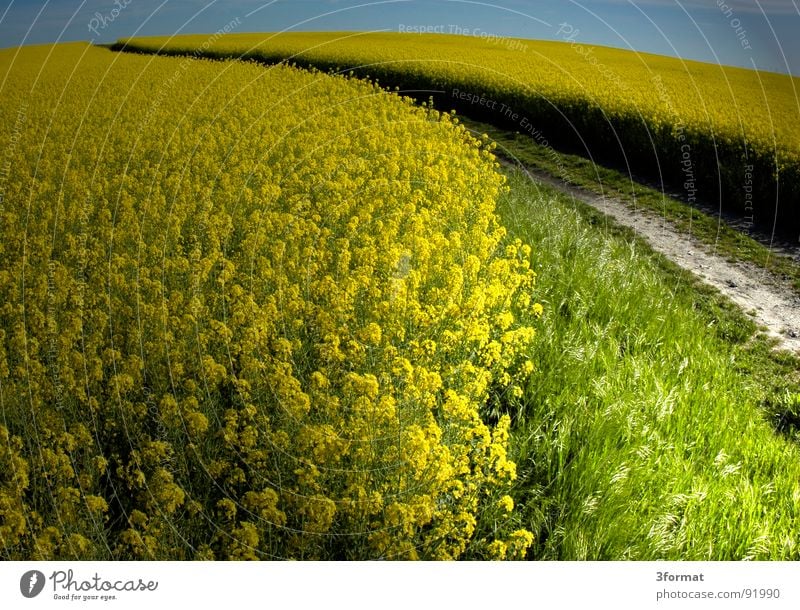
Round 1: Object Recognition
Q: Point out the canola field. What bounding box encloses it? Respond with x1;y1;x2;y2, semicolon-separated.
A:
3;37;800;563
0;43;540;560
116;32;800;234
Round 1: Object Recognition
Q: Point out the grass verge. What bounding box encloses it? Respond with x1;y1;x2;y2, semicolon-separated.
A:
496;167;800;559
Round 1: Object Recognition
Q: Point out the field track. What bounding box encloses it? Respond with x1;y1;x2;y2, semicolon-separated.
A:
497;157;800;354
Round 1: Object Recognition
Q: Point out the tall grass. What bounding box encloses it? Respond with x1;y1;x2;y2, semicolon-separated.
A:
497;168;800;560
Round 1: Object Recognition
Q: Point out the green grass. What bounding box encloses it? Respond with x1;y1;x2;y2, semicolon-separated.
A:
495;167;800;559
462;116;800;295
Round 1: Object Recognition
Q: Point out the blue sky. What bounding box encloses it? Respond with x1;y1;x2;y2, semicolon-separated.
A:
1;0;799;75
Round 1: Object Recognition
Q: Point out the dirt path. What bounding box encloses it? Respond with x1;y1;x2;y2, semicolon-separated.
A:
509;162;800;354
